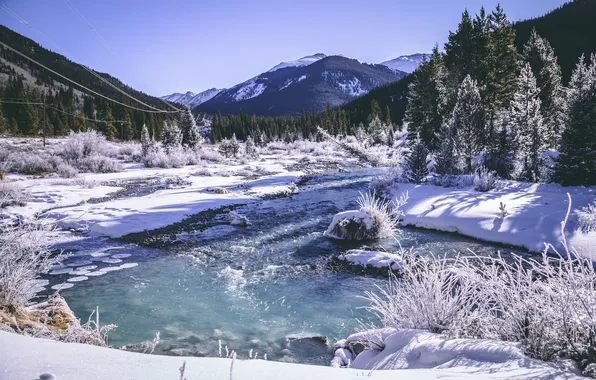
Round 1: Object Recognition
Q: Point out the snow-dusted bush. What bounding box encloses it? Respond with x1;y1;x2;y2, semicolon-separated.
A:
55;161;79;178
577;201;596;233
200;148;225;163
143;145;181;168
59;130;114;162
77;155;122;173
244;136;259;159
117;142;142;161
473;166;497;192
0;181;26;208
429;174;475;188
324;191;403;240
6;151;54;175
369;167;404;198
219;134;240;158
0;224;64;307
161;121;183;152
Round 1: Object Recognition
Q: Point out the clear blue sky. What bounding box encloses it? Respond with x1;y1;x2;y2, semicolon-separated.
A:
1;0;566;97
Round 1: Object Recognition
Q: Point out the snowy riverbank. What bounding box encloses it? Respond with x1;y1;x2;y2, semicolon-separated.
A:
391;182;595;259
0;329;583;380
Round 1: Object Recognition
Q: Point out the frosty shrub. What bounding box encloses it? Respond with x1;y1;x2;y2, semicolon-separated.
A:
317;127;384;166
0;181;26;208
0;224;64;307
6;151;54;175
55;161;79;178
369;167;404;198
363;200;596;374
77;155;122;173
161;121;183;152
429;174;475;188
59;130;114;162
473;166;497;192
577;201;596;233
201;149;225;163
142;145;197;168
244;136;259;159
117;142;142;162
219;134;240;158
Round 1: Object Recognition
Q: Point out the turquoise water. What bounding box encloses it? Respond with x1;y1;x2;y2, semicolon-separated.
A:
51;170;518;363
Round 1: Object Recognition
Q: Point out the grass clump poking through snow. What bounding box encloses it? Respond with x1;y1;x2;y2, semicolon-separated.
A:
363;196;596;375
577;200;596;233
0;181;26;208
325;190;406;240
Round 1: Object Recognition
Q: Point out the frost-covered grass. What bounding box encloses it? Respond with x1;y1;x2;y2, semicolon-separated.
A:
0;223;63;307
0;181;26;208
578;201;596;233
363;223;596;375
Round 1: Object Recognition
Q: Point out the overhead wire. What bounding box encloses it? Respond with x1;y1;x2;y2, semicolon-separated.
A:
1;4;170;113
0;98;126;123
62;0;183;113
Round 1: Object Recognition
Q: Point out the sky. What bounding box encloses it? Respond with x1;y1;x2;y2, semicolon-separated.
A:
1;0;567;97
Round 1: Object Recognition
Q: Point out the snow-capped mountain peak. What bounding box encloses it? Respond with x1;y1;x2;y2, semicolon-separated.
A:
161;88;224;108
268;53;327;72
380;53;431;74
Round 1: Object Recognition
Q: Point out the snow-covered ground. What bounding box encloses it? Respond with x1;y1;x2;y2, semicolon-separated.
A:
391;182;596;259
0;329;582;380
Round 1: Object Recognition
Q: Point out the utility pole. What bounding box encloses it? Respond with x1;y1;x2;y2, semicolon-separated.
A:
42;94;46;147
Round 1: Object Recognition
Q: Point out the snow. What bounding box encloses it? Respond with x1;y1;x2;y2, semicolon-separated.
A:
337;77;367;96
161;88;223;108
233;80;267;101
332;328;583;379
380;53;431;73
338;249;403;270
390;182;596;259
0;329;582;380
323;210;373;240
279;75;308;91
268;53;326;72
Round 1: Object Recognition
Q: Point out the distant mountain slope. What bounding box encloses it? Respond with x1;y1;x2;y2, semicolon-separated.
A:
380;53;431;74
161;88;223;108
513;0;596;82
268;53;327;72
195;55;406;117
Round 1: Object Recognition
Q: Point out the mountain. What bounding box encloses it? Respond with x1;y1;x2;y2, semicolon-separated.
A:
268;53;327;72
161;88;223;108
195;55;407;117
513;0;596;82
380;53;431;73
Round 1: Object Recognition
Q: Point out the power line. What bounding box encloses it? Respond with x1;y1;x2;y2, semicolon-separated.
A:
0;40;180;114
0;99;126;123
61;0;183;113
1;4;167;113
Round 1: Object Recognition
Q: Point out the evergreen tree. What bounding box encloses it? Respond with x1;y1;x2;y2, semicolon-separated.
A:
179;106;200;148
509;63;548;182
434;122;457;175
450;75;486;173
405;136;430;184
404;46;447;151
245;135;258;158
523;28;565;148
0;102;5;134
555;55;596;186
369;115;388;145
140;123;151;156
98;106;117;140
121;111;135;140
161;120;182;152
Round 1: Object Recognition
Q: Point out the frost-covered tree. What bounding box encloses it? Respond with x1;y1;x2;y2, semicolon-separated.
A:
509;63;548;182
555;55;596;186
219;133;240;158
179;106;200;148
244;135;258;158
450;75;486;173
405;136;430;184
355;123;369;147
369;115;388;145
140;123;151;156
404;46;447;151
523;29;565;148
161;120;182;152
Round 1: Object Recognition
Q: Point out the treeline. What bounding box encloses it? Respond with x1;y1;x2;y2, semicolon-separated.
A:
0;24;173;139
404;6;595;186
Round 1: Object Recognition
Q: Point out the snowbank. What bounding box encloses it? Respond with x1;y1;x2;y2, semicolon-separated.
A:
332;328;583;379
391;183;596;259
338;249;403;270
0;330;582;380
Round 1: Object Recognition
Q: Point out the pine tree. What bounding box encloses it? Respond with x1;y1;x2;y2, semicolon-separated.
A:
98;106;117;140
0;102;5;134
404;46;447;151
369;115;388;145
161;120;182;152
434;122;457;175
450;75;486;173
405;136;430;184
245;135;258;158
523;29;565;148
140;123;151;156
509;63;548;182
121;111;135;140
555;55;596;186
179;106;200;148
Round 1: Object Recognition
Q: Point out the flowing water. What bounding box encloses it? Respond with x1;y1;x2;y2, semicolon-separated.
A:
46;169;521;364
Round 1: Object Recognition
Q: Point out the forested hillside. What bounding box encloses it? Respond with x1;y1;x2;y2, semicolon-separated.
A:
0;25;176;140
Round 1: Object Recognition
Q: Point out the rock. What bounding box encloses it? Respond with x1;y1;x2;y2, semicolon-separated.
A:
39;374;56;380
284;336;333;365
351;342;366;355
214;187;230;194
